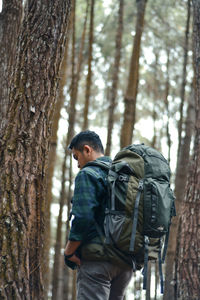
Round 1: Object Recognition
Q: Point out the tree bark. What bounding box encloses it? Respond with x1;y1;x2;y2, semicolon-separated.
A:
0;1;71;299
0;0;23;136
120;0;147;148
105;0;124;156
83;0;95;130
175;1;200;298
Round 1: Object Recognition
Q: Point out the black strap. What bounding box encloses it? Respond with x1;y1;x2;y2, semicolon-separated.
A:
84;160;111;171
104;209;110;244
158;239;164;294
129;180;143;252
142;235;149;290
162;228;170;263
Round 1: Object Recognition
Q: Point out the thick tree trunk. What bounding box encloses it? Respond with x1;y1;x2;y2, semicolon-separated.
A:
105;0;124;156
0;0;23;135
175;1;200;298
0;1;71;299
83;0;95;130
120;0;147;148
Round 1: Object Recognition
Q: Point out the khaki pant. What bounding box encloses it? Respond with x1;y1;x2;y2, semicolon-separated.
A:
77;260;133;300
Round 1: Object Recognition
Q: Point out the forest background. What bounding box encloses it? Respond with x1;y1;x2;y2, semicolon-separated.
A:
0;0;199;300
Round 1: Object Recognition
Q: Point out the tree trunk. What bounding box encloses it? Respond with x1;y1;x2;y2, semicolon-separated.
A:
62;155;73;300
83;0;95;130
43;21;71;299
177;0;191;156
105;0;124;156
51;0;84;296
0;1;71;299
164;83;195;300
0;0;23;136
120;0;147;148
151;52;159;149
164;49;171;163
175;1;200;298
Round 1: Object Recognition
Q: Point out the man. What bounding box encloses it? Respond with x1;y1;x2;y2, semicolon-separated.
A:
64;130;132;300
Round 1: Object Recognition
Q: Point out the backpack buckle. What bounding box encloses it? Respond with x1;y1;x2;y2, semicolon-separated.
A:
118;175;129;181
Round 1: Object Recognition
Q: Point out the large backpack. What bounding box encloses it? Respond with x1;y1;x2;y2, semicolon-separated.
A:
88;144;176;293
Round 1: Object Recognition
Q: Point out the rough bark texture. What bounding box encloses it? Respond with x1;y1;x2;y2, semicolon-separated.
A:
0;0;23;136
105;0;124;156
120;0;147;148
0;0;71;299
83;0;95;130
175;1;200;298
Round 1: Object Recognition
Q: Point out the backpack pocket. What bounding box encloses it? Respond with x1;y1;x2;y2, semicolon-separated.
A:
104;212;125;244
143;178;175;237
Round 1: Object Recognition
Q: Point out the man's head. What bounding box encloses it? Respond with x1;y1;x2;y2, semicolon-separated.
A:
69;130;104;169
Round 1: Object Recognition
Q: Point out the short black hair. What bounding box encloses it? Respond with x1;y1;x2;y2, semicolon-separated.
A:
69;130;104;154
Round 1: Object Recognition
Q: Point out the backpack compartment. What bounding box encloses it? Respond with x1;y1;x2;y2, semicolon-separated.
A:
143;178;174;237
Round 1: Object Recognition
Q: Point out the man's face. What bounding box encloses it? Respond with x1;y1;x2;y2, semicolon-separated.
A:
72;146;91;169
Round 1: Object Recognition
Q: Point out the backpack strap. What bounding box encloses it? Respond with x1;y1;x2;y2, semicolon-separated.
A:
162;201;176;263
158;239;164;294
109;170;119;210
129;179;144;252
142;235;149;290
85;160;111;171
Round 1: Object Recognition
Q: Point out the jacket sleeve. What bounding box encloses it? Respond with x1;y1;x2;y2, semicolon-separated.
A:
69;169;102;241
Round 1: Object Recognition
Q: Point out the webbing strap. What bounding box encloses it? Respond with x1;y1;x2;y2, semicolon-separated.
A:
105;209;110;244
129;180;143;252
162;228;170;263
158;239;164;294
142;235;149;290
111;180;116;210
109;170;118;210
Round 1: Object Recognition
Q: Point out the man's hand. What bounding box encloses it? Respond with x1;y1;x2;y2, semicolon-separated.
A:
64;240;82;268
65;253;81;266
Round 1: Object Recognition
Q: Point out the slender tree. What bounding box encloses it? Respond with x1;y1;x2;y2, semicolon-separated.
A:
175;1;200;298
120;0;147;148
0;1;71;299
43;21;71;298
83;0;95;130
177;0;191;156
0;0;23;135
105;0;124;156
52;0;89;297
51;1;76;298
164;83;195;300
164;48;171;163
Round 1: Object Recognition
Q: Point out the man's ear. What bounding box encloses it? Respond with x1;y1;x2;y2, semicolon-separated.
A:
83;145;92;154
